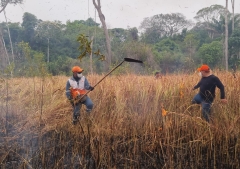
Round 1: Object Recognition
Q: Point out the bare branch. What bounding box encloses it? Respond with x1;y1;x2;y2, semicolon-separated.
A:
0;1;9;13
0;0;23;13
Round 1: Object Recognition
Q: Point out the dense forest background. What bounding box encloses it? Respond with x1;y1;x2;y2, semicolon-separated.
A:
0;4;240;76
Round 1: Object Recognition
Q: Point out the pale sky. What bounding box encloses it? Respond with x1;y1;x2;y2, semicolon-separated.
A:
1;0;239;29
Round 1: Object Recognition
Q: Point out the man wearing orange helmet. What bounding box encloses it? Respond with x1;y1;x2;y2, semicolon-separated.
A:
66;66;94;124
192;64;227;122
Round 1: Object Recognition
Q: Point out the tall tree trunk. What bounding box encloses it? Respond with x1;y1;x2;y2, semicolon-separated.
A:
0;28;10;64
47;38;49;62
4;10;14;64
92;0;112;69
0;1;9;13
0;28;12;75
231;0;235;32
225;0;229;71
0;29;7;71
90;36;94;74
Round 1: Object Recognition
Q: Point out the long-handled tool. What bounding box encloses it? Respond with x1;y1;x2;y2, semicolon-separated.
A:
77;57;143;102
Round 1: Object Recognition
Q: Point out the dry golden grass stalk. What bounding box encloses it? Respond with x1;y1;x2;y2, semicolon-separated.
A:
0;72;239;168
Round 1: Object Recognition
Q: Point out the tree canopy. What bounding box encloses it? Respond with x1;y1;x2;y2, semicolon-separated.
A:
0;3;239;76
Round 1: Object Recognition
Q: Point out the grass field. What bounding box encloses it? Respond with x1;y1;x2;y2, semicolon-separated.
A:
0;71;239;168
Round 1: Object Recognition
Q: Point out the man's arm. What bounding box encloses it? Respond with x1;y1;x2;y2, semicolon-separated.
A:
215;77;225;99
84;78;94;91
65;80;72;100
193;81;201;90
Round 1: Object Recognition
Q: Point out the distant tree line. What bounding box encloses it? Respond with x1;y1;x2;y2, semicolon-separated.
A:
0;4;240;76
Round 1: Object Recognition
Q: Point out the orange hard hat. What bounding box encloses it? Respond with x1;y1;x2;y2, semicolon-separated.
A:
197;64;210;71
72;66;84;73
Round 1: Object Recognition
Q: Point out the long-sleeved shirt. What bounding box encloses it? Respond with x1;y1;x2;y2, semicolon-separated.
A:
193;74;225;102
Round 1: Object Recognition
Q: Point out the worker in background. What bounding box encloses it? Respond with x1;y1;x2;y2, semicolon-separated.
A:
155;72;162;79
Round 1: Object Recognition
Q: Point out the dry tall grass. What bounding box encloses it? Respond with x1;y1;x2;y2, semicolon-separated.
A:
0;72;239;168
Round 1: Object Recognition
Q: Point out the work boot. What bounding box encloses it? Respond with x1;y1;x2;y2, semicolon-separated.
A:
72;115;79;125
72;119;77;125
86;109;92;113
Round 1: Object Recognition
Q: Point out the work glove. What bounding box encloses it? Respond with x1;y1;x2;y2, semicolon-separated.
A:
76;94;87;103
89;86;94;91
76;94;81;99
67;96;72;101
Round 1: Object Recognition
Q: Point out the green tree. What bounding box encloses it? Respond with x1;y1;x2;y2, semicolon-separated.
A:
183;34;199;70
194;5;228;39
35;20;62;62
198;41;223;67
229;29;240;65
0;22;22;46
140;13;193;44
229;14;240;35
47;55;72;75
0;0;24;71
116;41;154;74
17;41;48;77
80;18;100;27
194;5;226;23
154;38;179;52
127;27;138;41
153;38;184;73
21;12;38;44
183;34;199;58
153;50;184;74
62;19;101;58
